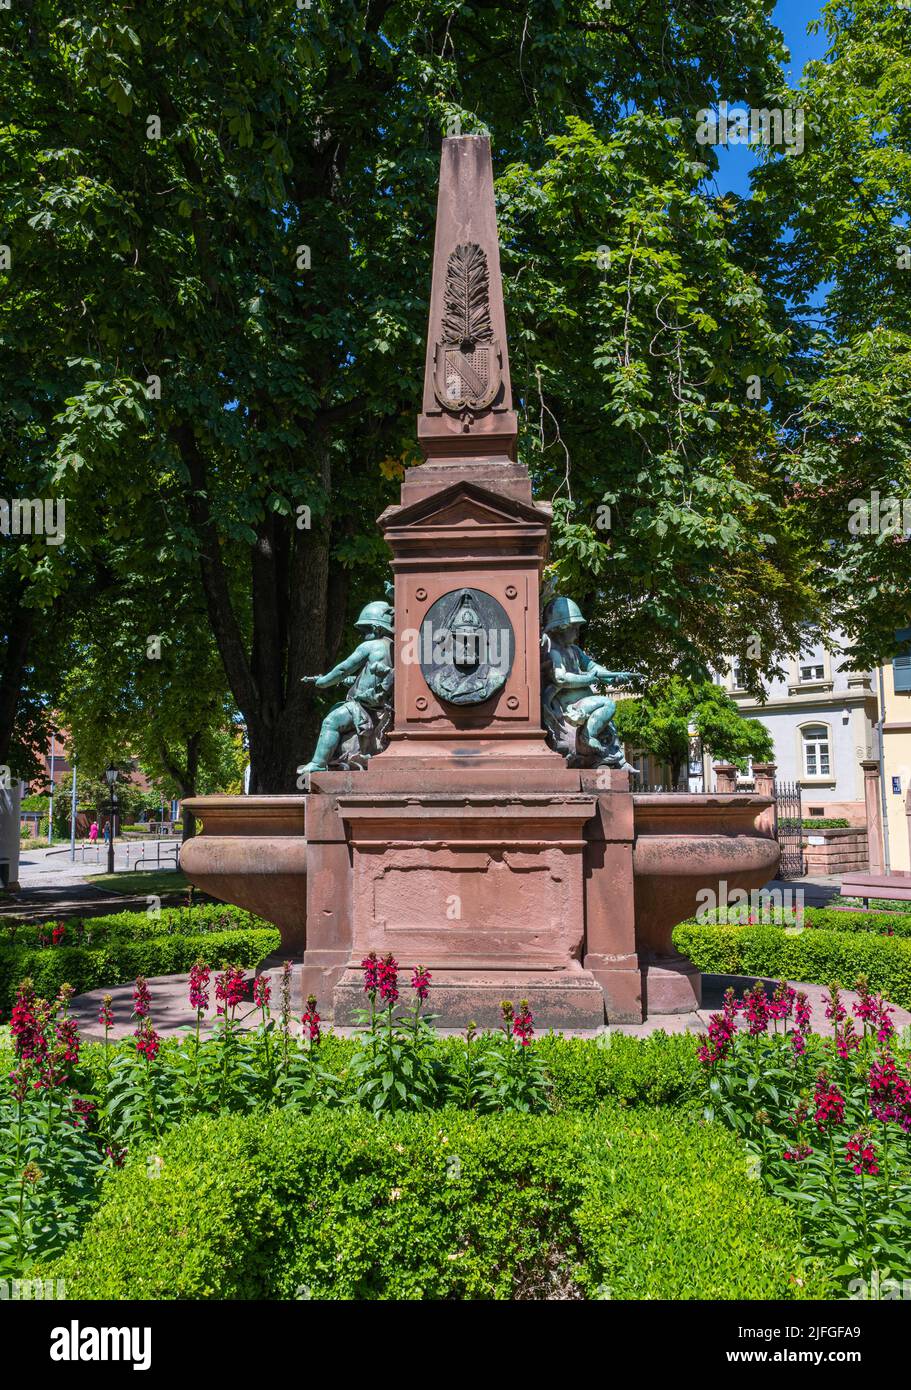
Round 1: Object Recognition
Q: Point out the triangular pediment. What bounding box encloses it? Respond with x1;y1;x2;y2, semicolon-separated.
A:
379;479;549;533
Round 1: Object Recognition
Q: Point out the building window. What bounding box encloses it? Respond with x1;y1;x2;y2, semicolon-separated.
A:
799;662;825;682
894;626;911;694
732;661;746;689
802;725;831;778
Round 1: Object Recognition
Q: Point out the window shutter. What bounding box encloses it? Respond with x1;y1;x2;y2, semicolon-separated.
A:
894;627;911;693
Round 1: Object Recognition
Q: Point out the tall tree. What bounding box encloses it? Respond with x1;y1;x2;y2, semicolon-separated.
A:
3;1;826;786
753;0;911;669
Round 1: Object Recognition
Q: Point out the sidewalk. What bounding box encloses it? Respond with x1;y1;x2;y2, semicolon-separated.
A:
0;842;187;921
67;969;911;1043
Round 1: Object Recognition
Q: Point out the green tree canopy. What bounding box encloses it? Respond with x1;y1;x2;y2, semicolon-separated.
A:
2;0;823;789
615;677;774;787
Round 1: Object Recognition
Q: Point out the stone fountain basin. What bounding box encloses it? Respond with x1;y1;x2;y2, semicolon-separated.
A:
180;790;778;980
180;796;307;953
632;793;780;954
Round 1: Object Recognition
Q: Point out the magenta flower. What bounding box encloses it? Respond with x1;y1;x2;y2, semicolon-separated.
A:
835;1017;861;1060
133;976;152;1019
845;1132;879;1176
813;1073;845;1130
378;953;399;1006
869;1056;911;1131
769;981;795;1022
783;1144;812;1162
134;1018;161;1061
697;1004;738;1065
411;965;432;1001
791;990;812;1055
361;952;381;995
11;981;44;1061
188;961;210;1013
214;965;247;1016
98;995;114;1031
823;985;846;1025
69;1098;96;1129
742;983;770;1036
302;994;321;1044
253;975;271;1010
513;1000;534;1046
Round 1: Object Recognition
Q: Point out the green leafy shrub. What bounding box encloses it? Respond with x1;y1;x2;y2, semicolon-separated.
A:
673;920;911;1007
535;1030;699;1108
697;905;911;935
0;924;279;1016
0;904;267;947
779;817;850;829
47;1106;830;1300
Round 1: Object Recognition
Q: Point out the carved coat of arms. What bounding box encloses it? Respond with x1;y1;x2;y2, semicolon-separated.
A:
432;242;503;414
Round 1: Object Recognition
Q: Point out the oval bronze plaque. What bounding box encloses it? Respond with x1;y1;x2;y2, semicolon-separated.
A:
419;588;514;706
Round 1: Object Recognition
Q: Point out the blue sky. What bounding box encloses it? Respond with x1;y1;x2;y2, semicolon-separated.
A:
714;0;829;196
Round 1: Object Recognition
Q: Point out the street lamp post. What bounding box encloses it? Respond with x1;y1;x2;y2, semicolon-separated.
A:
104;765;118;875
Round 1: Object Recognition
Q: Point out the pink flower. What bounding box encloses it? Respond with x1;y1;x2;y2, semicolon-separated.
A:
188;961;210;1013
783;1144;812;1162
134;1018;161;1061
69;1098;96;1129
11;981;46;1061
697;998;738;1065
743;983;770;1035
214;965;247;1016
253;975;271;1010
98;995;114;1031
845;1132;879;1176
791;990;812;1055
769;981;795;1022
823;985;846;1025
361;952;381;995
869;1056;911;1131
513;1000;534;1046
411;965;432;1002
301;994;321;1043
378;954;399;1006
813;1073;845;1130
133;976;152;1019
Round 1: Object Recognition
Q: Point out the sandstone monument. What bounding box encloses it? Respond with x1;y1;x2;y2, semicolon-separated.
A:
182;136;779;1026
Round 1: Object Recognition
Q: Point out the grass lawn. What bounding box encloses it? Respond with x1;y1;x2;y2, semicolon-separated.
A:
92;868;190;897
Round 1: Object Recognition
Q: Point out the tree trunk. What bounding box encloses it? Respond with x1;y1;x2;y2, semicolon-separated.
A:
176;420;353;793
0;595;34;773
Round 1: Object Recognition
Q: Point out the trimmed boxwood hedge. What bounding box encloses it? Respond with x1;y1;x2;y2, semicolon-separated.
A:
0;904;268;947
0;906;279;1015
673;919;911;1008
698;905;911;935
47;1106;831;1301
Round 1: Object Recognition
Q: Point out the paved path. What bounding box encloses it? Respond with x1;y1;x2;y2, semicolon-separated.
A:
67;969;911;1043
0;842;189;921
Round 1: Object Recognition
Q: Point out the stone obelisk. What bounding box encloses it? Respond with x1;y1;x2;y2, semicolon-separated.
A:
306;136;632;1027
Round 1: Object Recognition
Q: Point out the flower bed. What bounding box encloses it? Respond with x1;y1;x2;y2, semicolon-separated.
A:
3;951;907;1299
696;979;911;1285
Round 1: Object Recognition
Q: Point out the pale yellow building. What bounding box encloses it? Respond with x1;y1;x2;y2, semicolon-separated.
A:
878;626;911;873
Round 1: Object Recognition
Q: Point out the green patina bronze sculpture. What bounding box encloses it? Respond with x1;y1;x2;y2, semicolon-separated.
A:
298;597;395;772
541;596;637;770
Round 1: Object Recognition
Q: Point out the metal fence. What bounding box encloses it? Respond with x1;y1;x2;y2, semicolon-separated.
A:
774;779;806;878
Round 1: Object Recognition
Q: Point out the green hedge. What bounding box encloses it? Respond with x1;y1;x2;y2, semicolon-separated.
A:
700;905;911;936
0;914;279;1016
1;903;267;948
48;1106;830;1301
673;920;911;1008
